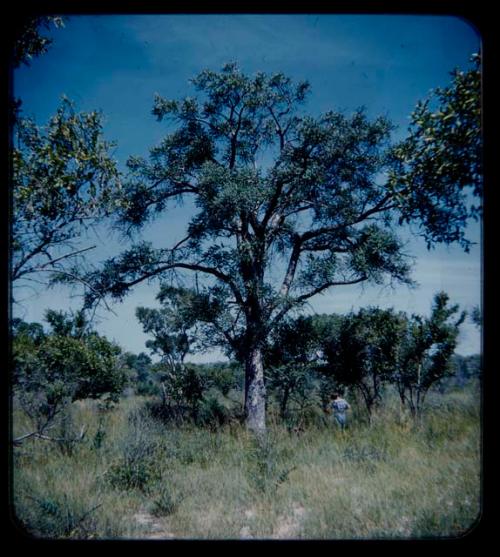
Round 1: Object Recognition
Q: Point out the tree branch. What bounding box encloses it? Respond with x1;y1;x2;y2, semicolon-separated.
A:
119;261;245;308
32;268;117;315
279;238;302;297
269;274;368;329
295;275;368;303
299;194;397;244
37;245;97;269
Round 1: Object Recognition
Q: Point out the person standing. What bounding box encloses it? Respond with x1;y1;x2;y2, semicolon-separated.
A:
329;392;351;430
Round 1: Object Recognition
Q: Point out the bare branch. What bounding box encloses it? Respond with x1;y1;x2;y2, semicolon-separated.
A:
31;268;118;316
37;245;97;269
119;261;245;308
295;275;368;303
300;195;397;244
270;274;368;329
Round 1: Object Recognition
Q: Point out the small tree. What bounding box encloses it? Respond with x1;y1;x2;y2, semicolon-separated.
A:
394;292;466;416
265;314;339;420
120;351;156;395
135;285;205;369
12;311;127;444
136;286;219;421
322;307;407;419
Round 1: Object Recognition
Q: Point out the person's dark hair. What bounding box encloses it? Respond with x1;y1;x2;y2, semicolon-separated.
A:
331;392;340;399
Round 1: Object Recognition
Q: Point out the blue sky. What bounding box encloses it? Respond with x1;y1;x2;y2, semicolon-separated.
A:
13;14;482;359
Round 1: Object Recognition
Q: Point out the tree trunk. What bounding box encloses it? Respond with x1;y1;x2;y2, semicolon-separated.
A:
244;346;266;434
280;386;290;420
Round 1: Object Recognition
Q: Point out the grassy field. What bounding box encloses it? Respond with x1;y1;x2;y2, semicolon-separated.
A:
11;384;481;540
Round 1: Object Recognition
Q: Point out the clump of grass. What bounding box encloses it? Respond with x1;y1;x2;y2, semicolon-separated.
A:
342;440;388;473
149;482;185;517
106;454;159;492
245;433;296;496
14;490;101;539
105;407;165;491
12;464;138;539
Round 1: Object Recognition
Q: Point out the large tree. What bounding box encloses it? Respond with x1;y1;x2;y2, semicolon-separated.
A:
76;61;480;433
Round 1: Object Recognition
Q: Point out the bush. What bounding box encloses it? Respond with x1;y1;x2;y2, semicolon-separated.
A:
143;396;189;426
106;408;164;491
12;313;128;449
197;395;230;428
107;456;159;492
245;435;295;495
14;490;102;539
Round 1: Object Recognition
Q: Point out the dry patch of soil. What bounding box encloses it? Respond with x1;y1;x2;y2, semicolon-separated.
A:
133;510;176;539
271;503;306;539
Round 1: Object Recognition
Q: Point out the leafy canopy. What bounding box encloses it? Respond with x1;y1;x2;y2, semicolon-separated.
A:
395;292;467;403
389;53;481;251
13;310;127;406
12;98;119;287
79;63;430;347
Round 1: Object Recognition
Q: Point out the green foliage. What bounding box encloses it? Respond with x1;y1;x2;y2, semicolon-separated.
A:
11;15;65;68
265;314;342;419
323;296;464;417
322;307;408;415
107;457;158;492
136;286;199;365
12;311;127;442
245;435;295;495
20;313;125;403
107;410;163;491
119;351;157;395
12;97;119;286
394;292;466;415
197;395;231;429
390;53;481;251
15;491;102;539
143;363;241;429
268;293;466;418
150;484;184;517
76;64;420;321
470;305;482;329
449;354;481;388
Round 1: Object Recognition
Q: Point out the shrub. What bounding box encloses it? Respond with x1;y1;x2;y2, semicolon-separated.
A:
245;435;295;495
106;408;164;491
14;491;102;539
197;395;230;428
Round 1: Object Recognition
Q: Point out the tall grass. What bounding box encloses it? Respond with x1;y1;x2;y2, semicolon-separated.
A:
11;383;481;540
